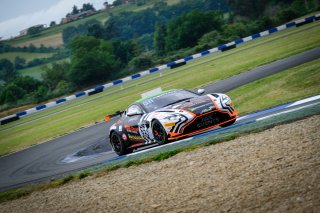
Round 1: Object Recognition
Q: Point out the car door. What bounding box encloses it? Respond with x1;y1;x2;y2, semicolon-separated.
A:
123;104;145;143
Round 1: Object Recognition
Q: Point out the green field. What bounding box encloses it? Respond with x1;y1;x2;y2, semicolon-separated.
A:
0;52;52;62
18;58;69;80
0;52;53;80
0;20;319;156
19;66;44;80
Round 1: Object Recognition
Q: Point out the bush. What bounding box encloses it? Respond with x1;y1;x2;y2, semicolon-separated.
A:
128;54;154;72
0;83;26;104
52;80;75;96
42;62;70;90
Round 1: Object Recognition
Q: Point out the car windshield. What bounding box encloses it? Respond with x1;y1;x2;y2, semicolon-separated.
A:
140;90;198;112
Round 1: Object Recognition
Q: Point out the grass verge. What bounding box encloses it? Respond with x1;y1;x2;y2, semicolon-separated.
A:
228;58;320;114
1;103;319;203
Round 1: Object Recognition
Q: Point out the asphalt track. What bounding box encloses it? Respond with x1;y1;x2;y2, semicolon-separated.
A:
0;48;319;192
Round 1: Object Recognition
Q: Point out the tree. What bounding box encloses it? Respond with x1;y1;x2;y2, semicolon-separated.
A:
42;62;70;90
165;9;224;51
131;38;143;57
27;26;42;36
27;44;36;52
87;23;105;39
39;44;47;53
112;40;135;65
14;56;26;70
31;85;48;103
63;20;100;45
198;30;225;47
227;0;268;19
62;26;78;46
154;23;167;56
104;17;119;40
0;41;5;53
128;54;153;71
81;3;95;12
50;21;56;27
0;83;25;104
68;36;121;86
72;5;79;15
113;0;123;6
12;76;42;92
0;59;17;82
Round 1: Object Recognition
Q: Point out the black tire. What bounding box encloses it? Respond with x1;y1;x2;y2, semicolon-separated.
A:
110;132;133;156
152;120;168;145
220;118;236;128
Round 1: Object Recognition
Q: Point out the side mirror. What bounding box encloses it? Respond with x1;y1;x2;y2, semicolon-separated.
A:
104;111;124;121
197;88;205;95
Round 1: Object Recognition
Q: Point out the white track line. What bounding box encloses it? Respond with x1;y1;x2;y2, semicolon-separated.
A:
256;102;319;121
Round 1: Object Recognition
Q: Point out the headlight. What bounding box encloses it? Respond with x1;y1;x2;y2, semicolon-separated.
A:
221;95;231;105
167;115;183;121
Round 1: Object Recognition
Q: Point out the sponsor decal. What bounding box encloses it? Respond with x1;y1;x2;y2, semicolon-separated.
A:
142;98;154;106
124;125;139;134
128;134;144;142
164;122;176;127
196;114;219;128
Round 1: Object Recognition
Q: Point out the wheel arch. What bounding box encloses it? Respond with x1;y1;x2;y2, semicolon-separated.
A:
109;130;117;140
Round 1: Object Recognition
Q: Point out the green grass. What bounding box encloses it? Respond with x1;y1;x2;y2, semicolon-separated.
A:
19;66;44;80
0;20;320;156
18;58;69;80
228;58;320;114
0;52;52;62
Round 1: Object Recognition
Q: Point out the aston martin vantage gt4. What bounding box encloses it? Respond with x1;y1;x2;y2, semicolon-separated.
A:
108;89;238;156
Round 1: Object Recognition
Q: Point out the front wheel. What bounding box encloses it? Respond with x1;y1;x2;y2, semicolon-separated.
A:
110;132;133;156
152;120;168;145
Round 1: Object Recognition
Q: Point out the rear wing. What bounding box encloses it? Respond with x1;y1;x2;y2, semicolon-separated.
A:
104;111;124;121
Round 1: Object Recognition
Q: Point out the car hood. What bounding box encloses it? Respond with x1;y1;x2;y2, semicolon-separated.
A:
156;95;216;116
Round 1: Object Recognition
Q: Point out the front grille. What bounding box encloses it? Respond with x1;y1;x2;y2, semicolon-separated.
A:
183;112;230;134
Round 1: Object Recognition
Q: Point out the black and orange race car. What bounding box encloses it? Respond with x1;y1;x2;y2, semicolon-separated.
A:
108;89;238;156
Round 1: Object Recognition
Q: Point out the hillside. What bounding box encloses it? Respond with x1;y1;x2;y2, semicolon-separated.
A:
5;0;181;48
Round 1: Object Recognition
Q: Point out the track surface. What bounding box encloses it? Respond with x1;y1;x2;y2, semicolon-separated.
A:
0;48;319;192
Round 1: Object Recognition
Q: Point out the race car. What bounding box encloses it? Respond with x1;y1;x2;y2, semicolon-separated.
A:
108;89;238;156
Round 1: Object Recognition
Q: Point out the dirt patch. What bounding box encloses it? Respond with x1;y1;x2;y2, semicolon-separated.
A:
12;33;63;48
2;115;320;212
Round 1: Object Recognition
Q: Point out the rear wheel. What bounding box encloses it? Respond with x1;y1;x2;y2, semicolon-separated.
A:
152;120;168;145
110;132;133;156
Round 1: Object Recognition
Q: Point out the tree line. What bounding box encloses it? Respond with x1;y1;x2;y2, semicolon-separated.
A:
0;42;59;54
